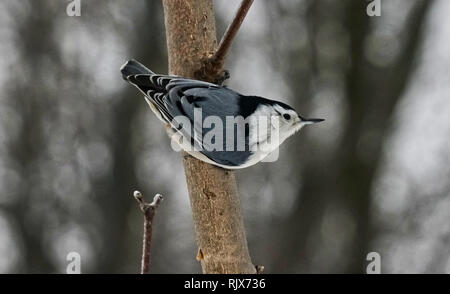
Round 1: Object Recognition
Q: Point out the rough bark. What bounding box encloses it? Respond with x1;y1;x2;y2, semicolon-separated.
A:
162;0;256;274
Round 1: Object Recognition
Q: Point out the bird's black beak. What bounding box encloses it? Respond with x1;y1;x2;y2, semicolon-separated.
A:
301;117;325;125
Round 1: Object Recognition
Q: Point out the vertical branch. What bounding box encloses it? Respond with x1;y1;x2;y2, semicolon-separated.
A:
162;0;256;273
133;191;163;274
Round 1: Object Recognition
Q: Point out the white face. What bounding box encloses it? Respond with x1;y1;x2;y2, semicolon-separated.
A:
248;103;311;152
272;104;304;140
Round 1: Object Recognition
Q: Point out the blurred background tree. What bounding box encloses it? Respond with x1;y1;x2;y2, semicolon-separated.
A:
0;0;449;273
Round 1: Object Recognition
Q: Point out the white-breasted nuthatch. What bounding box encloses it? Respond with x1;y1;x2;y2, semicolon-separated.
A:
121;59;324;169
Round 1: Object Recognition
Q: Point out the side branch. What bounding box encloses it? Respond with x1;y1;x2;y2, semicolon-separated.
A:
213;0;254;67
133;190;163;274
196;0;254;83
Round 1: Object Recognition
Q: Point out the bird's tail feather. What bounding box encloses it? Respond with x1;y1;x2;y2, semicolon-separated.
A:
120;60;171;120
120;59;153;79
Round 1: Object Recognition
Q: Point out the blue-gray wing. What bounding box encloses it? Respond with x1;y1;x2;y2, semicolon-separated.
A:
122;61;253;167
165;79;253;167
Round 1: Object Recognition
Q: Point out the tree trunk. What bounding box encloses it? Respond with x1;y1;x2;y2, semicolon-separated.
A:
162;0;256;274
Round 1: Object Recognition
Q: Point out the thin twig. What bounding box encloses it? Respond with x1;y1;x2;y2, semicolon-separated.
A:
133;190;163;274
213;0;254;66
196;0;254;83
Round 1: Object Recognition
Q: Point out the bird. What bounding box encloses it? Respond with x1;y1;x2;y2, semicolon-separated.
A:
121;59;324;169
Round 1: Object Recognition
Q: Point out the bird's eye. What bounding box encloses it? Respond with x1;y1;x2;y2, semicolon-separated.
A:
283;113;291;120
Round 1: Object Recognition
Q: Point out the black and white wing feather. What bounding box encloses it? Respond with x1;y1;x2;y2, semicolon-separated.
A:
121;59;253;167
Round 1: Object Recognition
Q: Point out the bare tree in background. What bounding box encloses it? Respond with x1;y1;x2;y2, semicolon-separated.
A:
2;0;167;273
264;0;433;273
